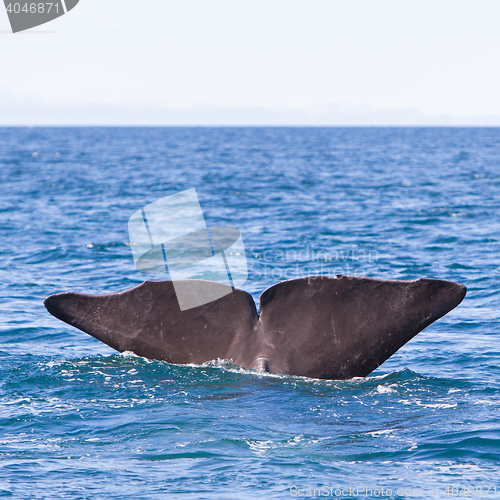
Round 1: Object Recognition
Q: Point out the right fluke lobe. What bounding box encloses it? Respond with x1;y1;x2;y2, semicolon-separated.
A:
44;276;466;380
258;276;466;379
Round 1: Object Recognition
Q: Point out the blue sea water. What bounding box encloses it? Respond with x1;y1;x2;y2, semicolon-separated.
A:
0;127;499;499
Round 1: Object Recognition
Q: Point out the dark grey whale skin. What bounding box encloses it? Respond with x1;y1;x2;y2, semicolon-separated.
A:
44;275;466;380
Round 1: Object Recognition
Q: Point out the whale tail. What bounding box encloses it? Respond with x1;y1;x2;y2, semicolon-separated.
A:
44;275;466;380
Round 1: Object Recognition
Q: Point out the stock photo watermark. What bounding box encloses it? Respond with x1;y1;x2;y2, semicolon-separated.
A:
289;484;498;498
127;188;379;310
3;0;79;33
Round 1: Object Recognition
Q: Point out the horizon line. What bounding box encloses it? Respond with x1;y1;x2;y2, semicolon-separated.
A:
1;123;500;128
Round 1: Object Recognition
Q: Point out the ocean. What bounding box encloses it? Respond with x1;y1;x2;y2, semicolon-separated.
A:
0;127;499;499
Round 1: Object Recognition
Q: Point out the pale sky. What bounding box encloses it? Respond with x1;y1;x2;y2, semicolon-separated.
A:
1;0;499;125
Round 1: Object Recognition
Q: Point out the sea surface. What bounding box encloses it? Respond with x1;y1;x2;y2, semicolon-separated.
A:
0;127;499;499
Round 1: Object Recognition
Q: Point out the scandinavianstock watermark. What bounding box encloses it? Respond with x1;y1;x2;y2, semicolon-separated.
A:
249;245;379;281
3;0;79;33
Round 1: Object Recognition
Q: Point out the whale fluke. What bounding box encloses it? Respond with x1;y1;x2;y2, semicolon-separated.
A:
44;275;466;380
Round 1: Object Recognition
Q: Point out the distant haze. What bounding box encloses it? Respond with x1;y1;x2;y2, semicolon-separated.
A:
1;0;500;125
